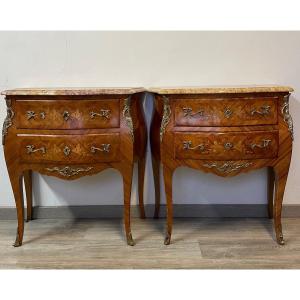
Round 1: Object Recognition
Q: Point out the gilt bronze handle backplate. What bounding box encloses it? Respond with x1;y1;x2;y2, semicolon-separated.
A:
90;144;111;153
26;145;46;154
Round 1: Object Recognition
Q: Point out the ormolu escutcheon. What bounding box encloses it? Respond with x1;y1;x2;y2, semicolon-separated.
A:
63;111;70;121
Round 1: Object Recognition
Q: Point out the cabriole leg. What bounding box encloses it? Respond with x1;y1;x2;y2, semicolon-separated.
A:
152;155;161;219
24;170;33;222
273;165;289;245
138;157;146;219
267;167;275;219
163;164;174;245
8;171;25;247
121;165;135;246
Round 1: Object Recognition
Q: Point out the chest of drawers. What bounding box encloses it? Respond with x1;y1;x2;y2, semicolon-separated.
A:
149;86;294;246
2;88;147;247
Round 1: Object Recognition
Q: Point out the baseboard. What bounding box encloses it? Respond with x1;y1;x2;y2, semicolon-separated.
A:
0;204;300;220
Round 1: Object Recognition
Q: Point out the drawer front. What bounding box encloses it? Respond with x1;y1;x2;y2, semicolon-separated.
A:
19;133;120;163
174;98;277;127
174;131;278;160
16;100;120;129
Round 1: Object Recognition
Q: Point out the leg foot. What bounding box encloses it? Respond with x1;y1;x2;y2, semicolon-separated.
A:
13;230;22;247
164;232;171;245
276;232;285;245
126;232;135;246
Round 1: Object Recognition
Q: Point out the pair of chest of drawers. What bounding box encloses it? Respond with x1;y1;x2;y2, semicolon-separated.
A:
150;86;293;246
2;86;294;247
2;88;147;247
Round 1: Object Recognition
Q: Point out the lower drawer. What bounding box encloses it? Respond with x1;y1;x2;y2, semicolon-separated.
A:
19;133;120;163
174;131;278;160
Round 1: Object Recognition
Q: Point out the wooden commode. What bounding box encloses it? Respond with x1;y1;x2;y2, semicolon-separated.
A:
2;88;147;247
149;86;294;246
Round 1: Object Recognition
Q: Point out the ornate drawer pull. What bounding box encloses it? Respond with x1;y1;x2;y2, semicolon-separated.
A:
250;139;272;150
91;144;111;153
250;105;271;116
224;107;233;119
63;111;70;121
183;141;206;152
224;142;234;150
26;145;46;154
182;107;205;118
27;111;46;120
90;109;111;119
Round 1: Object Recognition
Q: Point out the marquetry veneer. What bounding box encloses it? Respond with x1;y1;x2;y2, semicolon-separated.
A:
149;86;294;246
2;88;147;247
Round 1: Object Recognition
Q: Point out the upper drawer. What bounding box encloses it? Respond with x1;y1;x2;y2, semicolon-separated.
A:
18;133;120;163
174;98;278;127
174;131;278;160
15;99;120;129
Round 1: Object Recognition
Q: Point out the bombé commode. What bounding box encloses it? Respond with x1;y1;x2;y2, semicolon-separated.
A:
2;85;294;246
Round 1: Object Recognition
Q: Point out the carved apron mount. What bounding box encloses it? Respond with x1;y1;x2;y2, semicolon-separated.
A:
282;94;294;141
203;161;253;174
122;96;134;142
2;99;14;145
45;166;93;177
160;96;171;142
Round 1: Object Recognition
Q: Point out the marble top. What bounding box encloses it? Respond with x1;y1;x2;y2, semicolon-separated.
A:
1;87;145;96
148;85;294;94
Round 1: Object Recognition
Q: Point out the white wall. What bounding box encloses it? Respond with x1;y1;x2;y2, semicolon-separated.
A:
0;31;300;207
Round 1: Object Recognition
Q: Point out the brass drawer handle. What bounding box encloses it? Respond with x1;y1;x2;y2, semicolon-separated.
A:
250;105;271;116
183;141;206;152
224;107;233;119
250;139;272;150
90;109;111;119
63;111;70;121
182;107;205;118
91;144;111;153
26;145;46;154
27;111;46;120
224;142;234;150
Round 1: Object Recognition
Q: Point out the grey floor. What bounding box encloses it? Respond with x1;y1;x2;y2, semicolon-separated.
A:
0;218;299;269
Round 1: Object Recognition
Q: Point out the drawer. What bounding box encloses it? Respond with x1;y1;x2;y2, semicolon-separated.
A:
15;99;120;129
19;133;120;163
174;98;277;127
174;131;278;160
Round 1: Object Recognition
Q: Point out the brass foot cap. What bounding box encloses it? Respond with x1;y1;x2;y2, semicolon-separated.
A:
127;235;135;246
13;240;22;247
277;237;285;245
164;235;171;245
